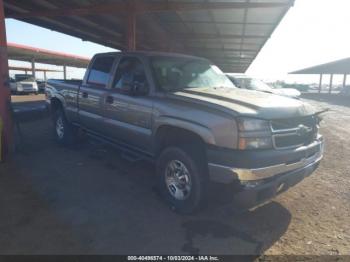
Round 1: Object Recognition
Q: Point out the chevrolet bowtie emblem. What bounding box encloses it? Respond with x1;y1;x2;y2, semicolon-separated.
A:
296;124;313;136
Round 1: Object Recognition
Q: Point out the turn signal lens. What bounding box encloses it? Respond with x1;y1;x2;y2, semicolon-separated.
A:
238;137;272;150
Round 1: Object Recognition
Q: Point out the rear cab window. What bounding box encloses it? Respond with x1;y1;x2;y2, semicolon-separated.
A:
87;56;115;87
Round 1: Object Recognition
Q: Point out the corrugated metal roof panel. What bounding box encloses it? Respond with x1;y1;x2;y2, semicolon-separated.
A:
4;0;294;73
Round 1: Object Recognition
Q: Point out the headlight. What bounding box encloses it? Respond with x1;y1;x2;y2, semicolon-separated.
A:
238;118;270;132
17;85;23;91
237;118;272;150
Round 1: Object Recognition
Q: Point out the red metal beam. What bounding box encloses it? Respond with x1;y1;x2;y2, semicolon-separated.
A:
127;11;136;51
0;0;13;160
9;66;62;72
6;1;294;19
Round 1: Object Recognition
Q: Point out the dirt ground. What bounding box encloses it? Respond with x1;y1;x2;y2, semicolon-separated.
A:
0;94;349;255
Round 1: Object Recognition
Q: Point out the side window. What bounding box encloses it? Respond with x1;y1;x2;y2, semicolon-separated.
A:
87;56;115;87
113;57;148;91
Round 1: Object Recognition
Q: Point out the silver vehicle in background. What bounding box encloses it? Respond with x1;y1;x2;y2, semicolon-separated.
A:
227;74;301;99
10;74;39;95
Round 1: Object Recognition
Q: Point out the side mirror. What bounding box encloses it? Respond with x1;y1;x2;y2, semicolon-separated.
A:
121;79;149;96
132;82;149;96
120;77;134;94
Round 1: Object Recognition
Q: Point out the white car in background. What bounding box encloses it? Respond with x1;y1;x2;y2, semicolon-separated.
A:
10;74;39;95
226;74;301;99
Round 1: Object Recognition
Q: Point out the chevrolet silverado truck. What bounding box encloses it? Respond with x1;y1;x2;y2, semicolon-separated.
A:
46;52;324;214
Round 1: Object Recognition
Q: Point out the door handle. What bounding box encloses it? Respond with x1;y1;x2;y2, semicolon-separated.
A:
82;92;88;98
106;96;114;104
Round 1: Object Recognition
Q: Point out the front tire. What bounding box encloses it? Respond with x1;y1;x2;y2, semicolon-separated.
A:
157;146;208;214
53;108;77;145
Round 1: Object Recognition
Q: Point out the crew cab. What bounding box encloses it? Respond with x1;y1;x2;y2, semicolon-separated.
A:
46;52;324;213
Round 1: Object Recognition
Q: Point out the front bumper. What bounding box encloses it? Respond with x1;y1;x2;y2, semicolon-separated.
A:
232;158;320;210
208;136;323;184
207;136;324;209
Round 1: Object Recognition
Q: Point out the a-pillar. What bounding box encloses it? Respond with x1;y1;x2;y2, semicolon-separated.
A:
0;0;13;159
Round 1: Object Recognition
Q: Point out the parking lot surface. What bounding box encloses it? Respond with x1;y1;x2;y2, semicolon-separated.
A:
0;94;349;255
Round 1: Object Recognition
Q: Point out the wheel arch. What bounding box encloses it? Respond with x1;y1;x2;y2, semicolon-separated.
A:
154;119;214;157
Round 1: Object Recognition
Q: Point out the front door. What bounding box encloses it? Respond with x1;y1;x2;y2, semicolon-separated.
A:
102;56;153;152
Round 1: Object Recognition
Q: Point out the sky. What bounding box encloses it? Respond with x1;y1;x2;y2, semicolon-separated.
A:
5;0;350;84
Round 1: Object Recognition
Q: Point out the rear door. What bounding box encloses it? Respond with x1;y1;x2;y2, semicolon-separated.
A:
101;56;153;152
78;55;116;134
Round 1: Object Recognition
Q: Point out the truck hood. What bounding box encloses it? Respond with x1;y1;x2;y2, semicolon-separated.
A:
167;87;315;119
270;88;301;98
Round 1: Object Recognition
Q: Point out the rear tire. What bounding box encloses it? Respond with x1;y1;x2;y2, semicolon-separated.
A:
53;108;77;145
156;146;208;214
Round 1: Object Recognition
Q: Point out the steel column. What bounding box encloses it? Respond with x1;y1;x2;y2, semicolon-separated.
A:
127;12;136;51
63;65;67;80
329;74;333;94
319;74;323;93
31;58;36;78
0;0;13;159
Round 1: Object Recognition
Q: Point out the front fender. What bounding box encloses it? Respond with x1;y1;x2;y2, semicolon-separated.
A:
154;116;216;146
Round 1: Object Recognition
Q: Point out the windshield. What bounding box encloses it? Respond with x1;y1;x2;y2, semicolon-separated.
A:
237;78;273;91
15;75;35;82
151;56;235;91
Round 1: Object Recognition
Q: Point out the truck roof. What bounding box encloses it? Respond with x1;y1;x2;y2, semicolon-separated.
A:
96;51;208;61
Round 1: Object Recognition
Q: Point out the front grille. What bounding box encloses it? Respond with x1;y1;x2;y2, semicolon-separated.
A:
271;116;317;149
271;116;315;130
22;84;34;91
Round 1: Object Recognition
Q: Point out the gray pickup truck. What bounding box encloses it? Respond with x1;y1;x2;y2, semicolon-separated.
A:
46;51;324;214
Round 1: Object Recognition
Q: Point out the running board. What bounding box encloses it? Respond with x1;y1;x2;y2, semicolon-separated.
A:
86;131;153;163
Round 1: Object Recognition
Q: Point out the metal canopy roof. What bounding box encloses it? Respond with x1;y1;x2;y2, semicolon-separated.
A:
290;57;350;75
9;65;62;72
4;0;294;73
7;42;90;68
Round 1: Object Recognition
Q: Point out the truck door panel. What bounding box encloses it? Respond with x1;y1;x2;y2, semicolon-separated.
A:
102;56;153;151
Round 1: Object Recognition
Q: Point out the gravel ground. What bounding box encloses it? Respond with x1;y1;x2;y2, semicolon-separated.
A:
0;94;349;256
265;95;350;255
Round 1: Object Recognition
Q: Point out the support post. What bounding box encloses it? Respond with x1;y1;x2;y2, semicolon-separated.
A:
343;74;347;89
63;65;67;80
127;9;136;51
31;58;36;78
329;74;333;94
44;70;47;81
24;70;27;75
0;0;13;160
319;74;323;93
